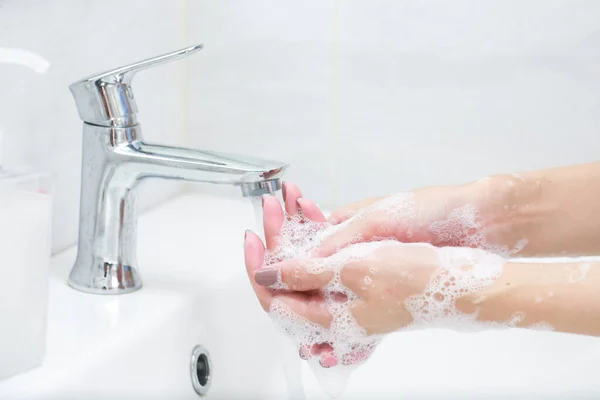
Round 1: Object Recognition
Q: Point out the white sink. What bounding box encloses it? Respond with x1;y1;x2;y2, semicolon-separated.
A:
1;193;600;399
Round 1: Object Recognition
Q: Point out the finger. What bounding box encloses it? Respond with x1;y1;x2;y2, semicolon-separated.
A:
312;342;334;356
319;350;338;368
273;292;332;328
297;198;327;222
244;230;272;311
255;259;333;291
299;342;334;360
263;195;285;250
299;343;312;360
314;218;371;257
282;182;303;216
327;196;385;225
339;259;371;295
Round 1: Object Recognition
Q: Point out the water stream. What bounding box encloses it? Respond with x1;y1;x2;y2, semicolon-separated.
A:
249;190;307;400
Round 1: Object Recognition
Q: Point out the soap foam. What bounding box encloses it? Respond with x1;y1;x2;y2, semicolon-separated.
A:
319;193;527;257
404;246;506;327
429;204;527;256
258;195;522;398
528;321;554;331
567;263;591;283
263;214;383;398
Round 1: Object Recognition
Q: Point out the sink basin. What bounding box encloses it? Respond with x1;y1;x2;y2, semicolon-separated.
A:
1;193;600;399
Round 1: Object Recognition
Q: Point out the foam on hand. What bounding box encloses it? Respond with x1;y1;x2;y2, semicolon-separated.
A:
258;194;525;398
429;204;528;257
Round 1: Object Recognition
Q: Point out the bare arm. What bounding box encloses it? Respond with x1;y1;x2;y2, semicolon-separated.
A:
458;260;600;336
483;161;600;257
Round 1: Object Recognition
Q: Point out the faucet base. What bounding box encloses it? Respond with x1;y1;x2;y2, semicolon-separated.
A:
68;262;143;295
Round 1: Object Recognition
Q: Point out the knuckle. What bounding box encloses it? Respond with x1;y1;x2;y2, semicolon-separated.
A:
343;260;367;274
340;261;366;288
291;267;306;290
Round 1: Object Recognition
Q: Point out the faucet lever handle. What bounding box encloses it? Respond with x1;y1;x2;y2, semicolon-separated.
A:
69;44;203;127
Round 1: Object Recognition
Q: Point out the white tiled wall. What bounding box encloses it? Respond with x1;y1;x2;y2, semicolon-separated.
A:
0;0;188;252
186;0;600;207
2;1;600;253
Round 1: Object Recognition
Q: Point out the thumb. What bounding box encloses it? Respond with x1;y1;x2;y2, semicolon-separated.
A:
327;196;386;225
255;258;333;291
313;217;372;257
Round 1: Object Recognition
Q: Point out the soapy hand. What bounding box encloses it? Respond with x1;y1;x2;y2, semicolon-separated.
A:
245;183;384;367
250;194;505;366
256;240;440;335
244;182;340;366
243;181;509;368
315;182;508;257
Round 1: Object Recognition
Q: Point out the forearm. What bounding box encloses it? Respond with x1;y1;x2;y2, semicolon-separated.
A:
478;161;600;257
457;260;600;336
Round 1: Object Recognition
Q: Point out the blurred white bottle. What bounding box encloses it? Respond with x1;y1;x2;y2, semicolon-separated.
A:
0;47;52;380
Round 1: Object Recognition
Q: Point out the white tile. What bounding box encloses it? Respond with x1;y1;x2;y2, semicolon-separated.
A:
0;0;187;252
334;0;600;203
6;0;599;256
185;0;600;211
185;0;338;207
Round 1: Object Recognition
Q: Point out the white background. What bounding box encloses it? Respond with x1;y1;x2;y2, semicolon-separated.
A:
1;0;599;253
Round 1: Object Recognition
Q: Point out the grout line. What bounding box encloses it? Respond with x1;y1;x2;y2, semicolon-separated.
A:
330;0;341;208
179;0;192;194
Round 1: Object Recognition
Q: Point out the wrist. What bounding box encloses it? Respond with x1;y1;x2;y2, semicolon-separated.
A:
466;174;539;255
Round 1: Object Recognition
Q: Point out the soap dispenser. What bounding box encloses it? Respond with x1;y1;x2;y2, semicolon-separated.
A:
0;132;53;381
0;49;53;381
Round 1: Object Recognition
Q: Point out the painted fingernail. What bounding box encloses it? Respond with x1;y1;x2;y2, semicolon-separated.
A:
254;268;278;286
331;291;348;303
282;182;288;202
296;198;304;211
319;354;338;368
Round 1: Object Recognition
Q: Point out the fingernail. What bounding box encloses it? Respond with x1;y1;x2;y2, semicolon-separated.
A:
296;197;304;211
282;182;288;202
254;268;278;286
319;355;337;368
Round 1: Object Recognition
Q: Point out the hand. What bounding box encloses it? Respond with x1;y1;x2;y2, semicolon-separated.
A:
253;198;600;341
258;240;441;335
244;182;394;367
244;182;343;367
315;180;523;258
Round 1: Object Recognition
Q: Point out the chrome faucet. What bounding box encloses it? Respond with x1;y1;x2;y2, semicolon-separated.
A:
68;44;287;295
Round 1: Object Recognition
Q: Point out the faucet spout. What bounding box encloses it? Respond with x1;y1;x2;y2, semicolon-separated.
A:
119;142;287;193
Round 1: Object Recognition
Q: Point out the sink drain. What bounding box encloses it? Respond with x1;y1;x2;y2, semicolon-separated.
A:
190;345;212;396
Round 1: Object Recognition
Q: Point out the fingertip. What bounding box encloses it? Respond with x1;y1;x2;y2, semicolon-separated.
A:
319;352;338;368
297;198;327;222
283;182;302;215
282;182;288;202
244;229;262;245
262;194;280;210
299;344;311;360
